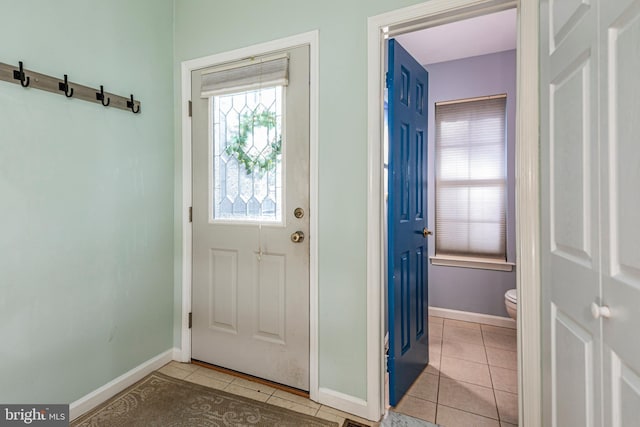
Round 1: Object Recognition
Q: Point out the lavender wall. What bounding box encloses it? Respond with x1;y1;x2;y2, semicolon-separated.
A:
426;50;517;317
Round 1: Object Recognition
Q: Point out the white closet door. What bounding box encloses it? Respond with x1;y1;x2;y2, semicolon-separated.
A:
600;1;640;425
541;1;602;426
542;1;640;426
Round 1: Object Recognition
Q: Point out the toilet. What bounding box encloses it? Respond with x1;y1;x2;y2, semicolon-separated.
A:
505;289;517;321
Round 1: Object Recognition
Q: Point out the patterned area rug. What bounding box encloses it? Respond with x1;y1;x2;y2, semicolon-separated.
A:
72;372;338;427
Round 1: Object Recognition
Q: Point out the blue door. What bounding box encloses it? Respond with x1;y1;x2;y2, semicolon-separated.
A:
387;38;429;406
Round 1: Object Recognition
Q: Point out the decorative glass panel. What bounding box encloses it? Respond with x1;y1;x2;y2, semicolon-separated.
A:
212;87;283;222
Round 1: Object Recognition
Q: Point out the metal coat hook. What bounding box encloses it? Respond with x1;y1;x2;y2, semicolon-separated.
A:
127;94;140;114
96;85;110;107
0;60;142;113
58;74;74;98
13;61;30;88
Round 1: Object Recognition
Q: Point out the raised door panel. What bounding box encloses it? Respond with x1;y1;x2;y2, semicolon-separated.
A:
608;352;640;427
550;0;591;51
550;54;593;266
208;249;238;333
551;304;596;427
252;253;286;344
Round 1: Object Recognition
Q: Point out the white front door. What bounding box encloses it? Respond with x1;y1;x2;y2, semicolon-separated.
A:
191;45;310;390
541;0;640;425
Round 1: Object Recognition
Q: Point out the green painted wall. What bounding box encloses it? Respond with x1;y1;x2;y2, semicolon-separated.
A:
0;0;174;403
173;0;426;400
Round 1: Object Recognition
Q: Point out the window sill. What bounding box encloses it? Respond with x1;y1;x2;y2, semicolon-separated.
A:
430;256;515;272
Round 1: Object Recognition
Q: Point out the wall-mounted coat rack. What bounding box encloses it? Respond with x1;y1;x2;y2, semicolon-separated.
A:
0;61;141;114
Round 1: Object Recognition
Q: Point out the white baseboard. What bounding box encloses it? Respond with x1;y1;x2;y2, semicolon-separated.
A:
317;387;372;421
429;306;516;329
69;348;176;420
172;347;185;361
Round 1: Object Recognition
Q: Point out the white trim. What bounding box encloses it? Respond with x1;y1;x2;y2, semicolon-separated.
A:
179;30;320;401
69;348;174;420
367;0;541;424
366;11;385;421
430;255;515;271
317;388;370;420
172;347;183;361
429;306;517;329
179;52;193;364
515;1;541;425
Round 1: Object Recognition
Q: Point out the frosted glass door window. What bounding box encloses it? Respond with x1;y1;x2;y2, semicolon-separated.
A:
212;87;283;222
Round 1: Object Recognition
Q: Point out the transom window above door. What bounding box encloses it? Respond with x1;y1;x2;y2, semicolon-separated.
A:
200;55;289;224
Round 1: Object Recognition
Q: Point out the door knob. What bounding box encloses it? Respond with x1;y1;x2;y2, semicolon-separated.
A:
291;231;305;243
591;302;611;319
423;228;433;238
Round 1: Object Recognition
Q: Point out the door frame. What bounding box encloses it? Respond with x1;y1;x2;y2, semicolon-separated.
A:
178;30;320;400
367;0;541;423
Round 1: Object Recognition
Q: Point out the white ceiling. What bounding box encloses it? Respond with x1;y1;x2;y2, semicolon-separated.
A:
395;8;517;65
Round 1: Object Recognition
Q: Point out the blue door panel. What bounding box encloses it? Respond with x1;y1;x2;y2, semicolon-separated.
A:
388;38;430;406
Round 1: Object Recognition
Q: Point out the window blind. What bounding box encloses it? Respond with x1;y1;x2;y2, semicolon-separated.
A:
201;54;289;97
435;96;507;260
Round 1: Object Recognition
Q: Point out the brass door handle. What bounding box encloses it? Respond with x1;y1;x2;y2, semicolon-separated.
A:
291;231;305;243
423;228;433;238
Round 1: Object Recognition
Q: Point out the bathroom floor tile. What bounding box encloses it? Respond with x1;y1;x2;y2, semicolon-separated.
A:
444;319;481;330
438;377;498;420
428;315;444;325
393;318;520;427
485;347;517;370
440;356;492;388
394;395;437;423
425;354;442;376
443;325;484;346
436;404;500;427
430;321;443;338
481;324;516;337
406;372;439;403
490;365;518;394
482;330;517;351
442;339;488;364
494;390;518;424
429;334;443;350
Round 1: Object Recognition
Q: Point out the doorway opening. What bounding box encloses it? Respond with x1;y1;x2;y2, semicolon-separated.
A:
367;0;541;424
384;7;519;425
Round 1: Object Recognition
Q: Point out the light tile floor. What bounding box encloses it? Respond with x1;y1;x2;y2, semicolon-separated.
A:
157;316;516;427
157;361;378;426
392;316;519;427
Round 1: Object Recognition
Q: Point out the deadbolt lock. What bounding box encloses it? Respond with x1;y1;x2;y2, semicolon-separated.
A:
294;208;304;219
291;231;305;243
